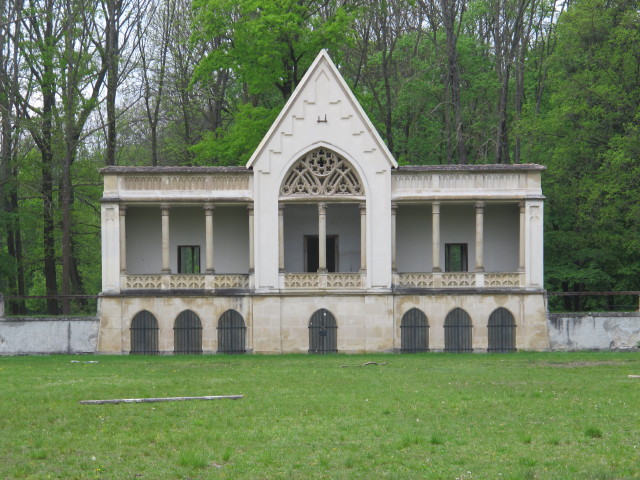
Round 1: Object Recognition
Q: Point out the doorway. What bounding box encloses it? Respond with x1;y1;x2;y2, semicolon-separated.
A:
304;235;338;272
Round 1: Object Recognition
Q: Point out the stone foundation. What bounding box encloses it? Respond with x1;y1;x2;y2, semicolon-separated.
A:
97;291;549;354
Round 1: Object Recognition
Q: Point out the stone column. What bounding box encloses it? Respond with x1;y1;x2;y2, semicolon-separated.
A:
391;202;397;272
318;202;327;273
248;204;254;273
519;201;526;272
432;201;441;272
278;203;285;272
475;202;485;272
119;204;127;274
204;204;215;274
359;202;367;273
161;204;171;273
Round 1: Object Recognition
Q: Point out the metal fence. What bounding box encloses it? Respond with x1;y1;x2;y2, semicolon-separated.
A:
217;310;247;354
444;308;473;353
487;308;517;353
308;309;337;354
400;308;429;353
174;310;203;354
130;310;159;355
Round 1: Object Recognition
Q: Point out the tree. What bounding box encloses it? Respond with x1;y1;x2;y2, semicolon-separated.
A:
521;0;640;306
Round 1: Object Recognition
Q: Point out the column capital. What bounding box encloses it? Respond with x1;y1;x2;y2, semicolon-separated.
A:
204;203;215;213
519;200;526;211
318;202;327;214
359;202;366;212
247;203;254;213
391;202;398;212
119;204;127;215
475;201;485;210
161;204;170;215
432;201;440;214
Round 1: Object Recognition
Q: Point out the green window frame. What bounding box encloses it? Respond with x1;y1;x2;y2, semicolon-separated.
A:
178;246;201;274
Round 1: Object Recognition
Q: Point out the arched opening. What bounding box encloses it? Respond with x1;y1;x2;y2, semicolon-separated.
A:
174;310;203;354
217;310;247;354
280;148;365;274
400;308;429;353
308;308;337;354
130;310;159;355
444;308;473;353
488;308;517;353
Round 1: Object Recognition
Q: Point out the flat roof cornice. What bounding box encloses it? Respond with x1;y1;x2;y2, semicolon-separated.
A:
395;164;545;172
100;166;250;174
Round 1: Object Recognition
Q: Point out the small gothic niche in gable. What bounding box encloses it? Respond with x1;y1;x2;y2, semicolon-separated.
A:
280;148;363;197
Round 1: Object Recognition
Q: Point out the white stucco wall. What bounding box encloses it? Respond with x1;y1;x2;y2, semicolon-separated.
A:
484;204;519;272
126;206;162;273
396;205;432;272
441;204;476;270
213;206;250;273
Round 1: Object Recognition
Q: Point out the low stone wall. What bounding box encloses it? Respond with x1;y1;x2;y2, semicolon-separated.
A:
547;312;640;351
0;316;100;355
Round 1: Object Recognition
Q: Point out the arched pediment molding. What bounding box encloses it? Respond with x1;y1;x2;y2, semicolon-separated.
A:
280;147;364;198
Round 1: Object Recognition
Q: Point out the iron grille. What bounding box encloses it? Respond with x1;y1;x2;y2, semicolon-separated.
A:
130;310;159;355
217;310;247;354
400;308;429;353
174;310;203;354
444;308;473;353
488;308;517;353
309;308;338;354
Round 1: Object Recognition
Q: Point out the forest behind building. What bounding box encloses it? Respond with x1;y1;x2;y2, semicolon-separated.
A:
0;0;638;314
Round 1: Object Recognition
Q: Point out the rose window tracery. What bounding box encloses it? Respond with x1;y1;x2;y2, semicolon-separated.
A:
280;148;363;197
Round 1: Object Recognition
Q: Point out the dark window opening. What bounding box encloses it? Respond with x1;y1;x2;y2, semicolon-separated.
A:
445;243;468;272
305;235;337;272
178;246;200;274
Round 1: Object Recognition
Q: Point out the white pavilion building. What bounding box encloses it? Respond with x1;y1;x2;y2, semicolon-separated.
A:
98;51;549;354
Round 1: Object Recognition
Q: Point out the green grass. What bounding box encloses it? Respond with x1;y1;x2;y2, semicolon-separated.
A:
1;352;640;479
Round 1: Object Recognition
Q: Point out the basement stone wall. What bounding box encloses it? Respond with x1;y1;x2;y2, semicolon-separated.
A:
547;312;640;351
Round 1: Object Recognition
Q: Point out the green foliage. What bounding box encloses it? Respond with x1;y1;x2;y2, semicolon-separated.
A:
520;0;640;300
190;104;279;165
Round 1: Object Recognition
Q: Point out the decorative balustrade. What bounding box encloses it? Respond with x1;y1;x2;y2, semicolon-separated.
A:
284;274;320;288
394;272;522;289
484;272;522;287
396;273;435;288
442;273;476;287
125;275;163;289
123;271;522;291
213;274;250;289
283;273;364;289
326;273;363;288
124;274;249;290
170;275;206;289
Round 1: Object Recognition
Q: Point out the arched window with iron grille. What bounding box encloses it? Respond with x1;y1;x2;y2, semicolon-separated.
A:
308;309;337;354
130;310;159;355
217;310;247;354
488;308;517;353
174;310;203;354
444;308;473;353
400;308;429;353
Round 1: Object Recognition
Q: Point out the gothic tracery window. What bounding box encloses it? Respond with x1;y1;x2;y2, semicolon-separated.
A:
280;148;363;197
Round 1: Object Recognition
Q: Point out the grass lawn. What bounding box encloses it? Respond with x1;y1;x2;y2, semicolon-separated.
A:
1;352;639;479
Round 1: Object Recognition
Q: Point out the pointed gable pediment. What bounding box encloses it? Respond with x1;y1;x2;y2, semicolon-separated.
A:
247;50;397;171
